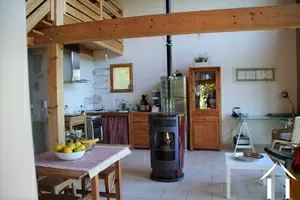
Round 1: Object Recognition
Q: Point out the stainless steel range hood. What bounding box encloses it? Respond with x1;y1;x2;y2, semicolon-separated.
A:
63;45;92;83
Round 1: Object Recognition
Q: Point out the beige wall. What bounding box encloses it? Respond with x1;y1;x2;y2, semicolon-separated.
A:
0;1;38;199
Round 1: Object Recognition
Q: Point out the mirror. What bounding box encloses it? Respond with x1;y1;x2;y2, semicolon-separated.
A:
110;63;133;93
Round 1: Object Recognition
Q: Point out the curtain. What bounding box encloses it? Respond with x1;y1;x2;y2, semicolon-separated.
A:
102;116;129;144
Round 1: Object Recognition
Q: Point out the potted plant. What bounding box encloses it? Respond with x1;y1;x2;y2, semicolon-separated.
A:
194;54;209;67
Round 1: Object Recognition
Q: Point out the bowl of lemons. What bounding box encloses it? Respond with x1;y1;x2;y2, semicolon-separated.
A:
54;140;86;161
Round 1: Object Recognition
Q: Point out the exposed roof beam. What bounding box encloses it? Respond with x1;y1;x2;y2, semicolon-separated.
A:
34;3;300;45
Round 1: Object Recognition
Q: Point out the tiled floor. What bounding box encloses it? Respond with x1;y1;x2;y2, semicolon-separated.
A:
80;147;287;200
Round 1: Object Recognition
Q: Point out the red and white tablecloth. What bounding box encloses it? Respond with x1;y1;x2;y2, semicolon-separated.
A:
35;145;131;178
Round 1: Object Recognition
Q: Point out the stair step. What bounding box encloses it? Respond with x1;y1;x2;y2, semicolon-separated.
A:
41;20;52;26
32;29;44;36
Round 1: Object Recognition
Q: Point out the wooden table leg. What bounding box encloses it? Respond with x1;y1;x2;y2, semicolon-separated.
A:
81;177;86;197
91;174;100;200
115;160;122;200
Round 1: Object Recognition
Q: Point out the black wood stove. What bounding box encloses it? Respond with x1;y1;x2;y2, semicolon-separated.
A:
149;113;185;182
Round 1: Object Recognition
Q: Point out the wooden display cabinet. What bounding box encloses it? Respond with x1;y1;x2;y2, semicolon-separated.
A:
188;67;221;150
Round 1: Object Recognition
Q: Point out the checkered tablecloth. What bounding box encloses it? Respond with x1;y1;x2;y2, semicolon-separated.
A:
35;145;131;178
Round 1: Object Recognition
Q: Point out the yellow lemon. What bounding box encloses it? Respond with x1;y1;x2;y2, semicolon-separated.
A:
79;144;86;151
63;147;73;153
73;148;82;152
55;144;63;152
67;142;76;150
75;140;81;148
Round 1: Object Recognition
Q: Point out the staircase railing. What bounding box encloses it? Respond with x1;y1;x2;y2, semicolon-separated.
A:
26;0;53;33
65;0;124;53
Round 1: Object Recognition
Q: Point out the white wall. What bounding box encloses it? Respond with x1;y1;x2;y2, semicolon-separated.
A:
94;0;297;145
64;53;95;112
28;48;95;113
0;0;38;199
28;49;95;154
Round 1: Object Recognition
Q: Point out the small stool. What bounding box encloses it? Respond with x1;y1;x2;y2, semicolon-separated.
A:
82;166;116;200
38;177;76;195
39;194;80;200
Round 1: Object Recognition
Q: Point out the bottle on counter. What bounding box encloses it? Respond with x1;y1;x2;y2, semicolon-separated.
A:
135;105;140;111
80;105;86;115
140;95;149;111
121;100;126;110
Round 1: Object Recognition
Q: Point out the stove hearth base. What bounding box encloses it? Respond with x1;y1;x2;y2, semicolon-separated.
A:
150;170;184;182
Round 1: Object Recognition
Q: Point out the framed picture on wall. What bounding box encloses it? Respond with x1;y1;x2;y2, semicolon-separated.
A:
234;68;275;83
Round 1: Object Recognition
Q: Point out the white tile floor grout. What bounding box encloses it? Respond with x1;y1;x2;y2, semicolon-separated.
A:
77;146;286;200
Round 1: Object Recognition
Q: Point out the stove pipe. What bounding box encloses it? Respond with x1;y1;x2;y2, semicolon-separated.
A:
166;0;172;103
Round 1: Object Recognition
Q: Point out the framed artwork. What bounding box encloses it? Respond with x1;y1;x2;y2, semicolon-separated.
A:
234;68;275;82
110;63;133;93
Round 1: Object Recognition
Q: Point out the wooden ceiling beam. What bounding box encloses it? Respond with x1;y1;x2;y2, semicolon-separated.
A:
34;3;300;45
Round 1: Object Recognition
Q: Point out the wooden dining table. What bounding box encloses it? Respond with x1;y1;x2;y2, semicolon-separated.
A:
35;145;131;200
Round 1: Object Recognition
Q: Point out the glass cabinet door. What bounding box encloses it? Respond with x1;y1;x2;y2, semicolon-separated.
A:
194;71;217;110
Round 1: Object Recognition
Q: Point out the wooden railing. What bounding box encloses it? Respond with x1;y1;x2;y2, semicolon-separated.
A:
102;0;123;19
26;0;124;54
26;0;53;33
64;0;124;54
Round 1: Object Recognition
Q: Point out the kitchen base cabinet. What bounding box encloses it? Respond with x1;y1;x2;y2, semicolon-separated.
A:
102;116;129;145
131;112;150;148
192;121;220;150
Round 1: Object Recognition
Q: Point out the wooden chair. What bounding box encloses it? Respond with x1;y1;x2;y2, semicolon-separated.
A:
81;166;116;200
38;177;76;196
271;118;295;151
39;193;80;200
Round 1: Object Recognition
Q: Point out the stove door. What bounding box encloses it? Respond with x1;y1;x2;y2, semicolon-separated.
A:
150;116;179;170
153;132;176;161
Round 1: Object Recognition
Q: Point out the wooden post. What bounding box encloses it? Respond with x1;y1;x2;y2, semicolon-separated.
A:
47;43;65;147
48;0;55;21
47;0;65;148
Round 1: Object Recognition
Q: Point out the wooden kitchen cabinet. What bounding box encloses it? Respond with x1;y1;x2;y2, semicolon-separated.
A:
189;67;221;150
131;112;150;148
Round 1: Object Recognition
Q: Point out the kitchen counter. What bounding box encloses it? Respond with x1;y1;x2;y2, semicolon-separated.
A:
85;111;152;149
86;111;151;116
86;112;129;116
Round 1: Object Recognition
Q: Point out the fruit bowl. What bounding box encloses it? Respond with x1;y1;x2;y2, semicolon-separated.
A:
55;150;86;161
